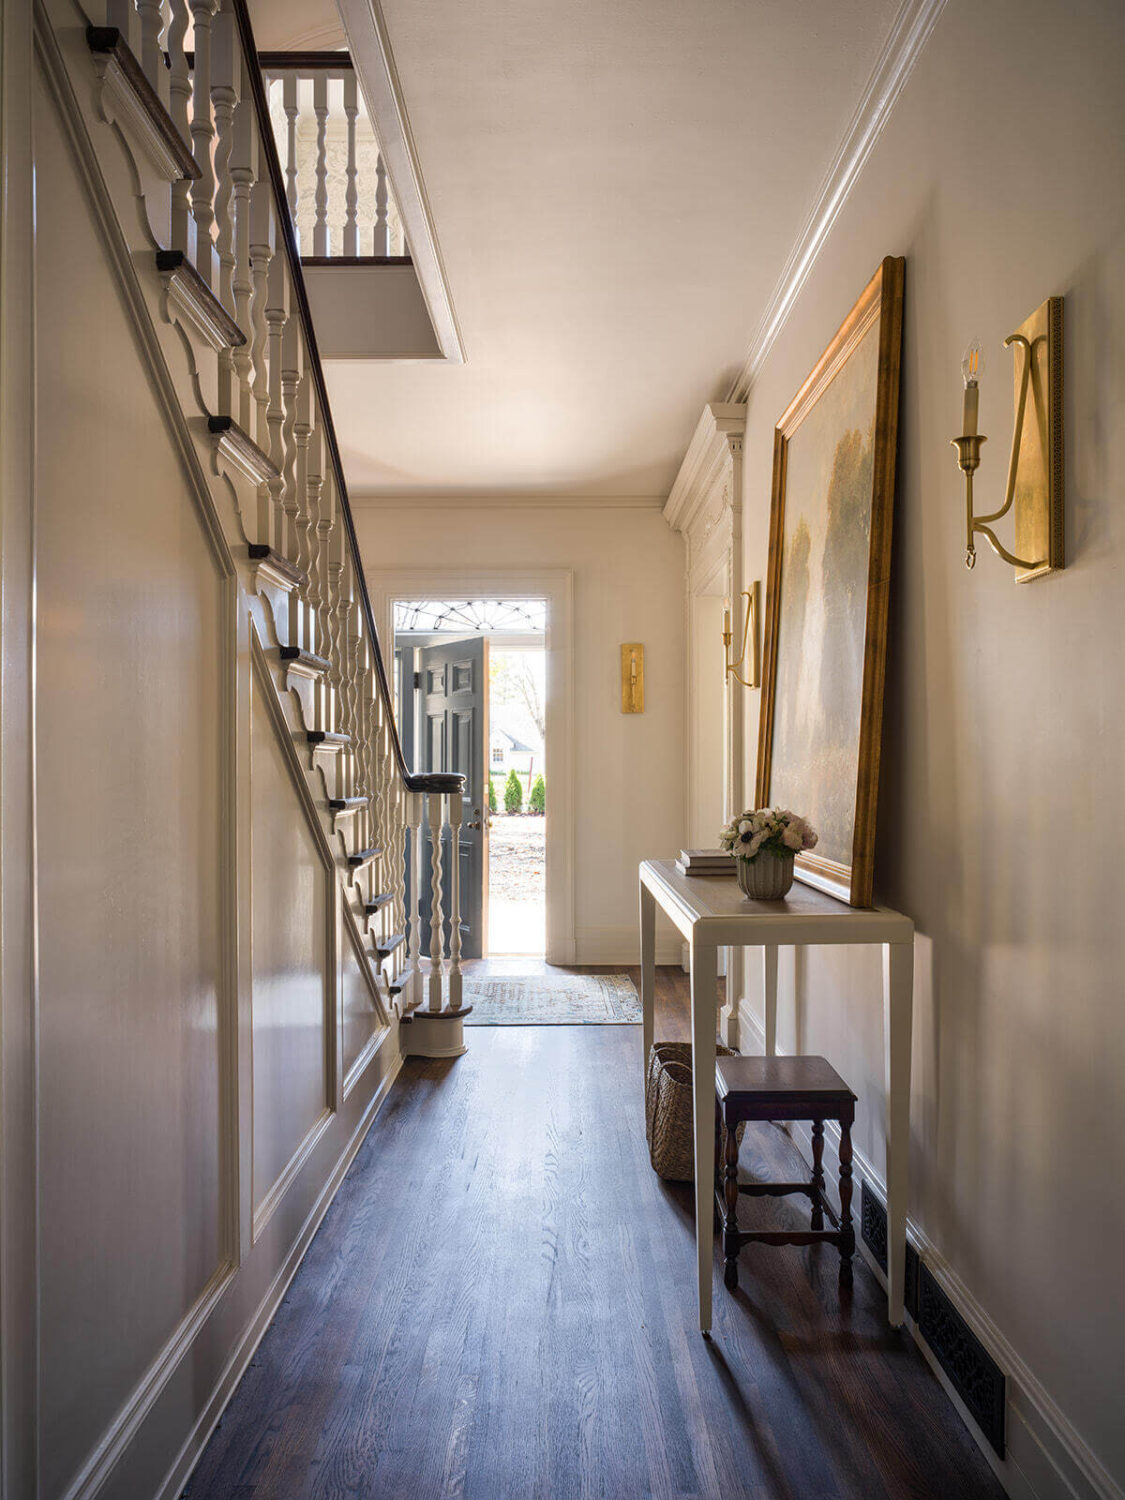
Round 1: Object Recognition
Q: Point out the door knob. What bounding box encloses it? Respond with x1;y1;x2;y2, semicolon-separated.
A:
466;807;483;831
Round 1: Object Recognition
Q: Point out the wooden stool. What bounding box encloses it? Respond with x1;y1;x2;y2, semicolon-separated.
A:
714;1054;857;1291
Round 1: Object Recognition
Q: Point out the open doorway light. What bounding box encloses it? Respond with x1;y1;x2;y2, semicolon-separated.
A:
392;599;547;961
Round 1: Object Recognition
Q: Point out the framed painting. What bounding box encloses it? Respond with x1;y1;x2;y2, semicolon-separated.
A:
755;256;905;907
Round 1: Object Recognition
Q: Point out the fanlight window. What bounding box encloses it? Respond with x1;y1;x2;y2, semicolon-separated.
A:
394;599;547;634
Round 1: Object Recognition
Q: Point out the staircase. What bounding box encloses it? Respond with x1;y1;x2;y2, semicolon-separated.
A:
81;0;468;1043
7;3;470;1492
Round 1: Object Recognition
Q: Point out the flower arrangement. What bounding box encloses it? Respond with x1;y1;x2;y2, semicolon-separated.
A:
719;807;818;862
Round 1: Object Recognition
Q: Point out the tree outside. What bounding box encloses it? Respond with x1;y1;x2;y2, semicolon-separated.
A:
503;768;524;814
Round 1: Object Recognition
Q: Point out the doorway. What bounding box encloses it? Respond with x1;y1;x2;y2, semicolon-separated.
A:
394;599;547;959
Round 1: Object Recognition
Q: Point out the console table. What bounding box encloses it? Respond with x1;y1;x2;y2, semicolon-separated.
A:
638;858;914;1334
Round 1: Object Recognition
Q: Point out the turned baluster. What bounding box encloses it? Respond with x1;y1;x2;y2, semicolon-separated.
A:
248;183;275;545
325;498;346;740
343;70;359;256
166;0;194;258
188;0;218;287
229;55;257;429
263;249;289;557
427;793;445;1011
373;150;390;257
210;4;238;323
404;791;423;1011
136;0;167;102
281;72;299;236
288;369;314;655
279;304;303;573
304;408;325;654
447;791;463;1010
312;73;330;256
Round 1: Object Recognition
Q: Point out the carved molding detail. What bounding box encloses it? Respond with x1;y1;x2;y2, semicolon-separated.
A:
87;27;198;184
664;402;746;596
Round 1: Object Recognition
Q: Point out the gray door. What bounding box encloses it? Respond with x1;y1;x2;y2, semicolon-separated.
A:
417;635;488;959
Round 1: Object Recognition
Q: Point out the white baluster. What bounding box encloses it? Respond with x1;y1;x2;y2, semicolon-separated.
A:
304;403;324;661
189;0;219;287
264;247;288;554
343;71;359;256
448;791;463;1010
106;0;141;54
136;0;165;98
210;3;238;322
288;369;313;653
282;71;299;235
373;151;390;256
405;790;423;1011
428;793;445;1011
313;73;330;256
248;183;275;544
166;0;194;258
230;56;257;429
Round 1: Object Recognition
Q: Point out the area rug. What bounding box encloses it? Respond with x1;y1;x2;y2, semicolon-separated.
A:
462;972;641;1025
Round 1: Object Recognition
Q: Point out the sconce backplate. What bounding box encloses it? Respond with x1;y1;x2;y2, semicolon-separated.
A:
1012;296;1064;582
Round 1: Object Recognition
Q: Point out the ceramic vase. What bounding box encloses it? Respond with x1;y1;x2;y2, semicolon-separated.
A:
736;849;795;900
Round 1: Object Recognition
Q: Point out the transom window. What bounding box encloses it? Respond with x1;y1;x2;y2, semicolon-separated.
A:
394;599;546;634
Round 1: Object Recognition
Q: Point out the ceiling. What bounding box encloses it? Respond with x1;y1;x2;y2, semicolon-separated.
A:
253;0;901;499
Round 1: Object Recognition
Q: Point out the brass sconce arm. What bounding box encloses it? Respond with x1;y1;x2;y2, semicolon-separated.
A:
723;583;759;688
951;297;1064;582
952;333;1040;571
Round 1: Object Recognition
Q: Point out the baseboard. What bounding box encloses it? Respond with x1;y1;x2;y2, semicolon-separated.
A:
735;1001;1121;1500
574;926;681;966
156;1049;404;1500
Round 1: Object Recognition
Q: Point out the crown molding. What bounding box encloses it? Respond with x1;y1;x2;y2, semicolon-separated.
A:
726;0;948;402
334;0;465;365
663;402;746;536
349;493;666;512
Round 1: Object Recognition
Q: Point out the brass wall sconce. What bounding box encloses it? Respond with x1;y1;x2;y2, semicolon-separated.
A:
952;296;1064;582
722;582;760;688
621;643;644;713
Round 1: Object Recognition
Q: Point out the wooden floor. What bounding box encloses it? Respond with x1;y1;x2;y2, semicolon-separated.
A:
186;968;1004;1499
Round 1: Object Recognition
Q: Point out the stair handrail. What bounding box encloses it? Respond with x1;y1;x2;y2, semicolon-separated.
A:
232;0;463;797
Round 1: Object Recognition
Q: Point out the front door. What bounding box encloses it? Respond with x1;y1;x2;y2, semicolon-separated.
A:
417;635;489;958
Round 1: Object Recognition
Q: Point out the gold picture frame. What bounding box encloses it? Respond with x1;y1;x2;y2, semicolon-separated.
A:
755;256;905;907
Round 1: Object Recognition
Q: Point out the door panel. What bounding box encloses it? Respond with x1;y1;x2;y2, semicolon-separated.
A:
416;636;488;959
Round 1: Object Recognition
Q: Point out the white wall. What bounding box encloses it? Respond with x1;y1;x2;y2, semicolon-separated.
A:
12;19;403;1497
736;1;1125;1493
357;502;687;962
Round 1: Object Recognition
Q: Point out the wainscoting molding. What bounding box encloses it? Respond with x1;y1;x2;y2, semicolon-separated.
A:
248;630;340;1245
736;1002;1123;1500
725;0;949;402
153;1055;403;1500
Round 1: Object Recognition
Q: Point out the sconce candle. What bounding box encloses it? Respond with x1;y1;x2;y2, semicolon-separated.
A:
961;338;983;436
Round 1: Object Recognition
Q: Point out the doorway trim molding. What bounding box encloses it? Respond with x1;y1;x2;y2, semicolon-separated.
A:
664;402;747;1039
368;567;575;965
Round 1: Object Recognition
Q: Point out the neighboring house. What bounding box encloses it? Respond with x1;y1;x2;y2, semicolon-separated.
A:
489;726;537;779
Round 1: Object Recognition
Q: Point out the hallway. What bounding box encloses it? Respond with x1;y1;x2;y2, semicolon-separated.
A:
186;971;1002;1500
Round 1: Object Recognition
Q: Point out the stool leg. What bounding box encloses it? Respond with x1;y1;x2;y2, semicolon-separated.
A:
838;1117;855;1287
810;1119;826;1230
722;1112;740;1291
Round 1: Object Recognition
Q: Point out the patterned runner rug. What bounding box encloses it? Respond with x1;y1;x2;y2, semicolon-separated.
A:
462;972;640;1025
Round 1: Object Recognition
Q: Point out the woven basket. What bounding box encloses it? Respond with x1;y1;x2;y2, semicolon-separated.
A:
645;1041;744;1183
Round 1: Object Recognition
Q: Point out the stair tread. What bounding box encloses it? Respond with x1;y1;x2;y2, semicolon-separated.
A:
364;893;394;914
373;932;406;959
347;846;382;868
249;543;306;589
328;796;368;810
86;27;199;181
307;730;351;748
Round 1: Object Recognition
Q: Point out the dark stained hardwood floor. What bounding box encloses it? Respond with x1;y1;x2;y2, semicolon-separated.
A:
186;967;1004;1499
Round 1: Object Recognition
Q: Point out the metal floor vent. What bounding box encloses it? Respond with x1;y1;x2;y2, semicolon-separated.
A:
860;1181;1006;1457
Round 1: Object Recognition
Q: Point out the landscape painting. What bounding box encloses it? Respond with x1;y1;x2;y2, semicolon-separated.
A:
756;257;904;906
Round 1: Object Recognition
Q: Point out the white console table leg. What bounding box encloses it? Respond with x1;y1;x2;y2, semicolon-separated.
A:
762;944;778;1056
883;938;914;1326
640;881;656;1084
690;936;718;1335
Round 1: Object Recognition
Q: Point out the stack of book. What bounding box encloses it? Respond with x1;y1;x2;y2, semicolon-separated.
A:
675;849;735;877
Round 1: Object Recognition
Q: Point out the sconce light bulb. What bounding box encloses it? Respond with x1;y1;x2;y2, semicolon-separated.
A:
961;338;985;387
